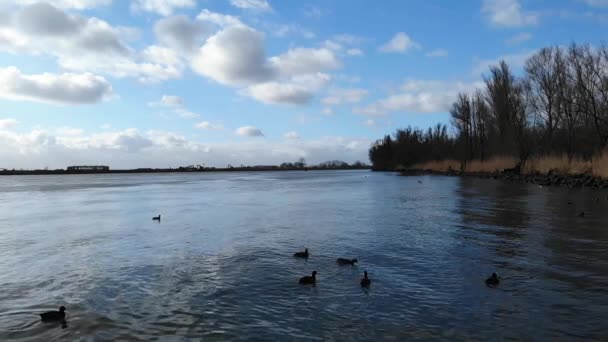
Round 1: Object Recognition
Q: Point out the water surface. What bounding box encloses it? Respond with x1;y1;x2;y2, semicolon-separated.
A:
0;171;607;341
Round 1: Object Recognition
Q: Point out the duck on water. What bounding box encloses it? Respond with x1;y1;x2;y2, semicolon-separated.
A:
360;271;371;288
299;271;317;285
485;273;500;287
294;248;309;258
152;214;161;221
336;258;358;266
40;306;66;322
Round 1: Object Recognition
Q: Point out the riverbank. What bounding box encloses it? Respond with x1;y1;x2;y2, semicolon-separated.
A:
0;166;371;176
399;168;608;189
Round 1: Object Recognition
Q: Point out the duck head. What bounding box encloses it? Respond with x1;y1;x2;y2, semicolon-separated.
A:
352;258;358;264
59;306;66;312
491;273;498;279
363;271;368;278
312;271;317;277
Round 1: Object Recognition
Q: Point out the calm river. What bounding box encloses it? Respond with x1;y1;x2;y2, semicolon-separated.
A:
0;170;606;341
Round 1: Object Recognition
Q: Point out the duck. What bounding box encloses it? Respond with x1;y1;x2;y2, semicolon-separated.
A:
360;271;371;288
293;248;309;258
336;258;358;266
152;215;161;221
485;273;500;287
40;306;66;322
299;271;317;285
418;180;423;184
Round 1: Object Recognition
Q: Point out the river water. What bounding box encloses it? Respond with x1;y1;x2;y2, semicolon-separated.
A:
0;170;606;341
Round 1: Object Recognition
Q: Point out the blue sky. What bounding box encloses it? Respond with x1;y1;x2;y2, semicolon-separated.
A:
0;0;606;168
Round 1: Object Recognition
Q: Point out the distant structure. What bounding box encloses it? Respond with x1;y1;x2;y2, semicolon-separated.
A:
66;165;110;172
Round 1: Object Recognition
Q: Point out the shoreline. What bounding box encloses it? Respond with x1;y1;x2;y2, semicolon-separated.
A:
0;166;371;176
395;168;608;189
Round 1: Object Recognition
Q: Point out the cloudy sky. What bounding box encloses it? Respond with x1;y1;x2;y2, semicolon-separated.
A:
0;0;606;169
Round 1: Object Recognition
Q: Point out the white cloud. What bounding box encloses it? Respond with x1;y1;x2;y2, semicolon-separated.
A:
270;47;340;76
482;0;539;27
322;107;334;116
149;95;199;118
195;121;223;130
196;9;244;28
154;15;205;53
506;32;532;45
0;118;18;130
229;0;272;11
379;32;420;53
347;48;363;56
247;82;315;105
0;127;370;169
426;48;448;57
322;88;368;105
236;126;264;137
192;25;274;86
472;50;536;76
0;66;112;105
142;45;181;66
283;131;300;140
364;119;376;126
12;0;112;10
131;0;196;16
274;24;314;39
355;80;483;116
0;3;180;83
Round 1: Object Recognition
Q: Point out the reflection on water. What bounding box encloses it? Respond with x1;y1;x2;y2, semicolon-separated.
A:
0;171;607;340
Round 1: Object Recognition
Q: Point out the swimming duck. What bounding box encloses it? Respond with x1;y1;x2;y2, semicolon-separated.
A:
485;273;500;287
293;248;309;258
360;271;371;287
299;271;317;285
152;215;161;221
40;306;66;322
336;258;358;266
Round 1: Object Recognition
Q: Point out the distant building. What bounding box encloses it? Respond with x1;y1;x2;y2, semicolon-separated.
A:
66;165;110;172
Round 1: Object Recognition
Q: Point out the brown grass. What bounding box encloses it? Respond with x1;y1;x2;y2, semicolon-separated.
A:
413;151;608;179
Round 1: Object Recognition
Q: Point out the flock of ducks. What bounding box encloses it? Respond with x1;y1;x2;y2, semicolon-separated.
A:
294;248;499;289
293;248;371;288
38;218;501;327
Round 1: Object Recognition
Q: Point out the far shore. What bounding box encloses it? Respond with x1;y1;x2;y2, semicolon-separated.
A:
0;166;371;176
394;168;608;189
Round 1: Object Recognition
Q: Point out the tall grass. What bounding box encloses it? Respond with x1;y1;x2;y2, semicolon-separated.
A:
412;152;608;179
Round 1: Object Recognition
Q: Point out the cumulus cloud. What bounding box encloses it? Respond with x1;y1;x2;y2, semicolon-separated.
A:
321;88;368;105
355;80;483;116
346;48;363;56
0;66;112;105
192;25;274;86
246;82;314;105
0;127;370;169
196;9;244;28
270;47;340;76
235;126;264;137
0;118;18;130
154;15;205;53
131;0;196;16
229;0;272;11
12;0;112;10
472;50;536;76
0;3;179;83
379;32;420;53
149;94;200;118
195;121;223;130
506;32;532;45
283;131;300;140
482;0;538;27
426;48;448;57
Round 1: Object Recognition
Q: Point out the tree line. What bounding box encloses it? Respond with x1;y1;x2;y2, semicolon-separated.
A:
369;43;608;171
